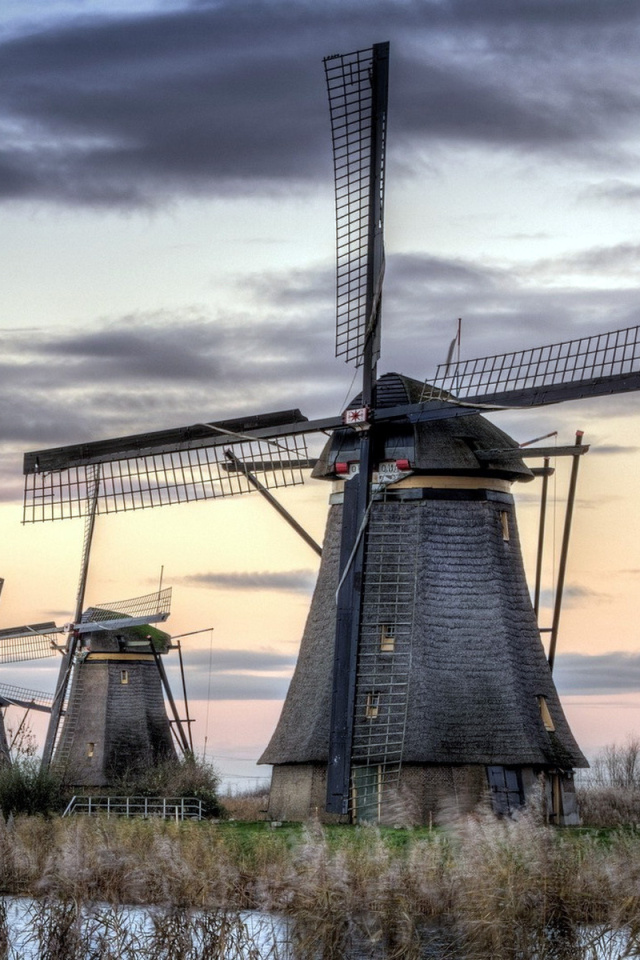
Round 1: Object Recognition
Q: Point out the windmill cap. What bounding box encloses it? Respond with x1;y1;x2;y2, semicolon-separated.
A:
312;372;534;482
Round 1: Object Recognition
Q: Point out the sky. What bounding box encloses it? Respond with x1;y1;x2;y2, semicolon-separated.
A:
2;0;640;789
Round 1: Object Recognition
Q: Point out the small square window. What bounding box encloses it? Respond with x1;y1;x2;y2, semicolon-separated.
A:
500;511;510;541
537;696;555;732
120;670;129;685
87;742;95;758
380;624;395;652
365;692;380;719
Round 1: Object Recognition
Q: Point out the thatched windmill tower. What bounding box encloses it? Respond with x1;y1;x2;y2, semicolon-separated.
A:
260;372;587;825
52;605;180;787
0;589;187;787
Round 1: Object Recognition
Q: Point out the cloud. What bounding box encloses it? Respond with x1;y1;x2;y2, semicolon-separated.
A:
183;570;317;594
3;242;640;496
177;647;296;672
582;180;640;205
176;672;290;701
588;444;639;456
536;583;610;610
165;644;295;699
554;651;640;696
2;1;640;207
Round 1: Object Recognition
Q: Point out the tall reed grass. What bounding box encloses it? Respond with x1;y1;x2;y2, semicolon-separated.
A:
0;810;638;957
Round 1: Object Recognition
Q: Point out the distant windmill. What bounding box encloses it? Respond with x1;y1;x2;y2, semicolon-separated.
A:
1;471;187;786
20;43;640;824
0;589;185;786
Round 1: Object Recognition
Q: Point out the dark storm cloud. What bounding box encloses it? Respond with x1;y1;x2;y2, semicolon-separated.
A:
183;570;317;593
553;651;640;696
0;300;343;452
382;249;640;380
2;0;640;206
3;235;640;470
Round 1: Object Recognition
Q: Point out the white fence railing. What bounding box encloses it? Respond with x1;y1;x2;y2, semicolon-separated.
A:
62;795;204;820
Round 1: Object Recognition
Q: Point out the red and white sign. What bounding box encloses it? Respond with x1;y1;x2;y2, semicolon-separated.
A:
342;406;370;428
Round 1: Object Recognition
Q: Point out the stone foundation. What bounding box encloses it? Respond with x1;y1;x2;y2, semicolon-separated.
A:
266;763;580;825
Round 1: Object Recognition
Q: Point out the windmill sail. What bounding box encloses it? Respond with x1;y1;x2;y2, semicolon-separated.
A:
325;42;389;368
23;410;312;522
425;323;640;408
0;683;54;713
80;587;172;630
0;623;61;663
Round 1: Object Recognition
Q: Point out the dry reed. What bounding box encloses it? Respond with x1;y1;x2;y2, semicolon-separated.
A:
0;811;637;957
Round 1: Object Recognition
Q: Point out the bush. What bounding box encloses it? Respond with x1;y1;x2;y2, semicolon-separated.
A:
0;759;66;819
221;786;269;821
103;756;226;819
590;736;640;789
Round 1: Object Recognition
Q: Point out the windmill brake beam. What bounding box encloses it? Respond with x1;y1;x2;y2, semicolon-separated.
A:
23;409;312;473
461;370;640;409
476;443;590;461
74;613;169;634
23;404;483;474
224;450;322;556
0;622;59;640
0;697;53;714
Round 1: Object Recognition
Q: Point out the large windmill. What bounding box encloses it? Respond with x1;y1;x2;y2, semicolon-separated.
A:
20;43;640;824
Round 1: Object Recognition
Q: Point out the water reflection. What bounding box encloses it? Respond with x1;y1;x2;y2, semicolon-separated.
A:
0;897;636;959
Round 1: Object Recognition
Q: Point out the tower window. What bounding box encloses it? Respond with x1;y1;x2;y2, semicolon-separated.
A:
380;624;395;652
500;511;510;541
538;696;555;732
120;670;129;685
87;742;95;758
365;692;380;719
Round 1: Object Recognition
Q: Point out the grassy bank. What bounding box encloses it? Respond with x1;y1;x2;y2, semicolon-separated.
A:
0;811;639;957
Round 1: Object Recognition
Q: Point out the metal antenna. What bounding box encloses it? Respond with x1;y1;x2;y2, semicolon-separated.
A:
41;464;101;769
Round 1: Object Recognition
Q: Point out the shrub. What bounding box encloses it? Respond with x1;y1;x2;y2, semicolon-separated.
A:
221;786;269;821
0;760;66;819
590;736;640;789
103;756;225;819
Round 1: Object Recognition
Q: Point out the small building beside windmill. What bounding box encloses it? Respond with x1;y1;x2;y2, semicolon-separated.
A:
260;372;587;825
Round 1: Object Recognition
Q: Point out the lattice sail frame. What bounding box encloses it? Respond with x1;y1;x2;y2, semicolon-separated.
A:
425;324;640;403
24;433;309;523
0;624;61;664
0;683;54;711
324;43;388;366
81;587;172;624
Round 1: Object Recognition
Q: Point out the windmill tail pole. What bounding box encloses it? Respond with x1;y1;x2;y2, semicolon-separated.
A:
534;457;551;620
176;640;194;754
224;450;322;556
152;648;191;755
548;431;584;672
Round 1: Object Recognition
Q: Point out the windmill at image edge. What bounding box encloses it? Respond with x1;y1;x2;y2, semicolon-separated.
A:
21;42;640;824
0;490;190;786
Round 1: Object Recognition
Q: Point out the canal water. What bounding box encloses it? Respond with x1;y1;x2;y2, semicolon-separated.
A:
0;896;636;958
